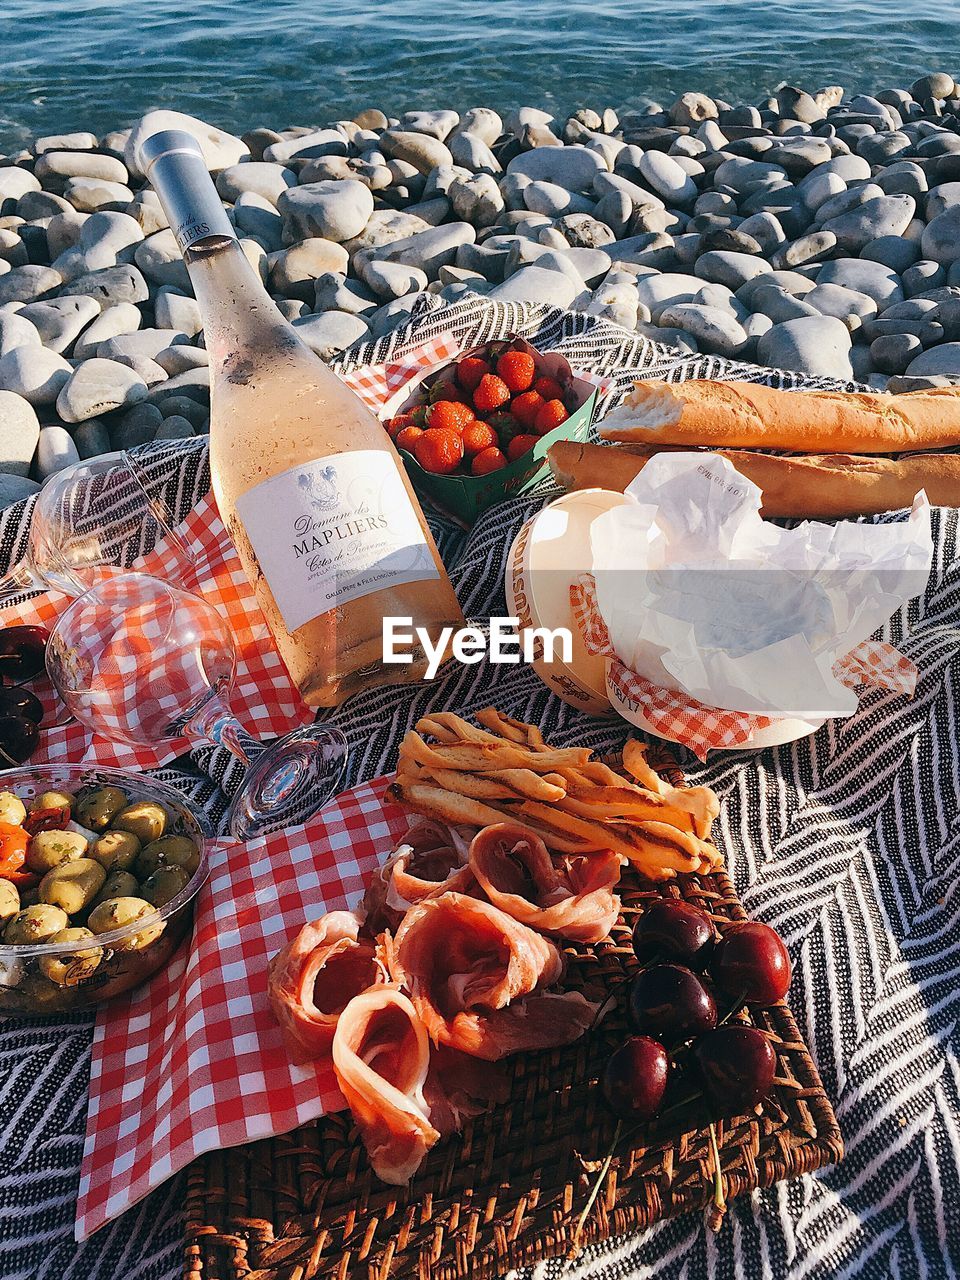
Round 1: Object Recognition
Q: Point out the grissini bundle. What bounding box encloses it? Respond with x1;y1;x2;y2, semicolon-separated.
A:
547;439;960;518
598;379;960;453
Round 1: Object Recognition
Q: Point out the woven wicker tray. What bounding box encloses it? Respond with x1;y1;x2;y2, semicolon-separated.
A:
184;759;842;1280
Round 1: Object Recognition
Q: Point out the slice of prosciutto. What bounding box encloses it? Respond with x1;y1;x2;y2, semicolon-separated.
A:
267;910;381;1063
468;822;621;944
390;893;599;1061
332;986;440;1185
363;818;474;931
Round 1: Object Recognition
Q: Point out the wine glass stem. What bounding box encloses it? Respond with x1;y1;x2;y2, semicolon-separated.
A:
183;691;252;768
0;558;44;599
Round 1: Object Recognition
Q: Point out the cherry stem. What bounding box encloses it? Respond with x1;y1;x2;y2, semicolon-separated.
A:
569;1119;622;1259
658;1089;703;1120
706;1121;727;1231
717;991;748;1027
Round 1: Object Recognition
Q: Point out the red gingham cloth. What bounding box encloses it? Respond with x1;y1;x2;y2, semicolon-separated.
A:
0;494;314;770
77;774;406;1241
570;573;917;759
341;332;464;410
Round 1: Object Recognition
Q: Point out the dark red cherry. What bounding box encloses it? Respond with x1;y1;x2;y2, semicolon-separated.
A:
0;685;44;725
694;1026;777;1112
0;714;40;765
711;922;792;1006
628;963;717;1043
601;1036;669;1120
0;625;49;682
632;900;716;969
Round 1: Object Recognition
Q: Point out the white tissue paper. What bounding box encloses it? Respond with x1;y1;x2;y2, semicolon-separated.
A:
589;452;933;719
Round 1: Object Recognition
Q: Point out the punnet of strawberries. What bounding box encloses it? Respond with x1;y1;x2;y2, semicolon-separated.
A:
384;341;572;478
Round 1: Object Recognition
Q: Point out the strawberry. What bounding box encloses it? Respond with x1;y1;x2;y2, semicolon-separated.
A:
506;433;538;461
407;403;429;428
414;427;464;475
496;349;536;393
461;419;498;456
428;377;471;406
533;398;569;435
395;424;425;452
510;390;545;428
487;411;520;444
385;413;414;439
471;446;508;476
426;400;475;433
473;373;511;413
533;375;564;401
457;356;491;392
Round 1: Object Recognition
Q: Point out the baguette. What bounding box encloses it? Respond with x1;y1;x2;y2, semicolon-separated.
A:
599;379;960;453
547;439;960;518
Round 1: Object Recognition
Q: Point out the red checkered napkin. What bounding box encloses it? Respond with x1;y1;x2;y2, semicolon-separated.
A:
341;332;464;410
570;573;917;758
0;493;314;770
76;774;406;1241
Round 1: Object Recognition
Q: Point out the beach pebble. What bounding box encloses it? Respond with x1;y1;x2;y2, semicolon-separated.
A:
488;265;579;307
861;235;920;272
133;230;191;290
448;173;504;227
905;342;960;375
658;302;749;355
0;473;40;508
72;418;112;459
35;151;128;186
379;130;453;175
291;310;369;359
0;266;62;306
36;425;80;478
155;415;195;440
63;178;135;212
18;296;100;353
97;329;189;362
68;263;149;306
33;132;98;155
262;130;348;165
0;311;42;357
816;257;904;306
0;346;72;405
0;391;40;475
870;332;923;373
921;207;960;264
277;180;375;243
758;315;853;379
638;152;698;204
448;133;500;174
694;250;771;290
126;110;249;177
450;108;503;147
524;181;594;216
57;357;148;423
154;346;208;376
216;162;297;204
72;305;143;362
804;283;878;330
362;222;476;278
0;170;41;206
313;272;377;315
506;146;606;193
359;258;429;300
401;109;460;140
669;93;718;126
268;239;349;298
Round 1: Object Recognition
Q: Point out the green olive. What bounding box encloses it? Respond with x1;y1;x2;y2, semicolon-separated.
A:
0;790;26;826
90;869;140;909
76;786;128;832
113;801;167;845
91;828;141;872
0;879;20;928
140;865;190;908
26;829;89;875
38;927;103;986
32;789;74;813
87;896;165;951
39;859;106;916
135;835;199;880
3;903;69;944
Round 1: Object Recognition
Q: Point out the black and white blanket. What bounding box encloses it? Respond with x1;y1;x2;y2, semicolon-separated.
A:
0;292;957;1280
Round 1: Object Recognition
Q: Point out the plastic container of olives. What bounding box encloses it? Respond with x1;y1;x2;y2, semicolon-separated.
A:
0;765;211;1016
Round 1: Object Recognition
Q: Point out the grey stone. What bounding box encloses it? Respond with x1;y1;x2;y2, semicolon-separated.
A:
153;287;202;336
359;258;428;300
155;395;207;428
905;343;960;375
97;329;189;362
816;258;904;307
489;265;579;308
126;110;248;177
870;333;923;374
911;72;955;101
805;283;878;331
814;183;886;227
68;264;149;306
757;315;853;378
36;425;80;478
18;295;100;353
712;157;787;194
0;311;42;356
0;473;40;508
313;272;377;316
57;357;148;423
902;260;947;297
144;368;209;407
277;180;375;244
874;161;928;198
636;322;698;353
0;390;40;475
506;146;606;193
798;169;848;212
0;229;27;267
45;210;89;259
0;266;62;306
128;188;168;235
134;230;191;290
154;346;209;376
62;177;134;212
71;302;142;361
734;212;786;252
634;271;705;318
72;418;112;459
361;222;476;279
523;181;594;217
658;302;748;355
268;239;350;299
155;415;195;440
748;283;821;324
448;132;500;174
448;173;504;227
262;129;348;165
216;162;297;204
861;235;921;273
0;345;72;405
921;207;960;264
291;310;369;358
0;169;41;205
379;129;453;174
694;250;771;290
637;151;698;204
821;194;916;253
450;107;502;147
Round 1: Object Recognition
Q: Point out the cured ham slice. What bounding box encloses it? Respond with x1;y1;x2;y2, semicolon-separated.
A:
391;893;599;1060
363;819;474;930
332;987;440;1185
267;910;381;1062
469;823;621;944
423;1046;512;1136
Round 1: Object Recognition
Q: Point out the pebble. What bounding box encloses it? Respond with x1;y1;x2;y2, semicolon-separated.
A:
805;283;878;331
97;329;189;362
448;174;504;227
921;207;960;264
72;418;112;458
379;130;453;175
657;302;749;355
36;425;80;478
822;194;916;252
0;345;72;405
57;357;149;423
0;474;40;505
277;179;375;242
362;222;476;278
694;250;771;290
759;315;854;379
0;311;42;357
490;265;580;308
134;230;191;290
153;288;202;335
18;295;100;353
0;266;62;306
291;310;369;358
905;342;960;375
269;239;350;299
125;110;248;177
216;162;297;204
506;146;606;192
637;152;698;205
0;390;41;475
359;258;429;300
155;415;195;440
68;264;149;306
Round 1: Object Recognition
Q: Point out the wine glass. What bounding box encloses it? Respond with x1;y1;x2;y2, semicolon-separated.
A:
45;574;348;840
0;451;195;601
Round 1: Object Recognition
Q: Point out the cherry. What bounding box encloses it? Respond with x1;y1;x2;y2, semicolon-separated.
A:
632;900;715;969
0;685;44;726
628;963;717;1043
711;922;792;1007
601;1036;669;1120
0;625;49;683
0;715;39;766
693;1026;777;1112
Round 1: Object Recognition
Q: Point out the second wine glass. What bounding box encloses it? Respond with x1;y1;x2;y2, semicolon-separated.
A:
45;575;348;839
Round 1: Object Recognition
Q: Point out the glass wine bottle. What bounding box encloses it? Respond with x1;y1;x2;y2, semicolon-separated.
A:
139;130;463;707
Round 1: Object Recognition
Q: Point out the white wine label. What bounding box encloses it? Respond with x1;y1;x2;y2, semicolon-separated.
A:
235;451;440;632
